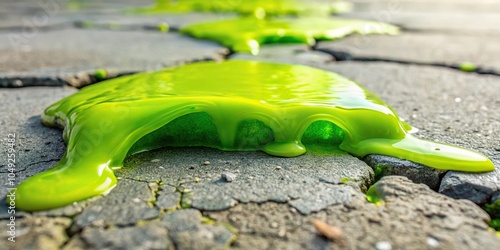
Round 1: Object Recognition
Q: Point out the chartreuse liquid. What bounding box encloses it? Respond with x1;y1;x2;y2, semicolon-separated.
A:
181;17;398;55
131;0;352;17
15;61;493;211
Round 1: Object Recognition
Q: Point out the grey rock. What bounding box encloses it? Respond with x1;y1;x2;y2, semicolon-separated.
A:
161;209;235;250
1;29;226;87
221;172;237;182
118;147;373;214
207;177;500;249
339;1;500;35
316;33;500;73
288;184;363;215
364;154;445;190
64;222;174;250
492;190;500;203
0;217;71;250
439;165;500;204
375;241;392;250
156;185;180;211
71;178;160;232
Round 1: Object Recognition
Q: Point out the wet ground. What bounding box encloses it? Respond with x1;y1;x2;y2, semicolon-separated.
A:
1;0;500;249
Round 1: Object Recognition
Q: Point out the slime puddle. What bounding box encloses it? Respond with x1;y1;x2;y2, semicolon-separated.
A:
131;0;352;17
16;60;493;211
181;17;398;55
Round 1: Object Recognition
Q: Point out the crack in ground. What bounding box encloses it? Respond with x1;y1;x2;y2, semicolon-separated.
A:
399;26;500;37
313;47;500;77
0;70;138;88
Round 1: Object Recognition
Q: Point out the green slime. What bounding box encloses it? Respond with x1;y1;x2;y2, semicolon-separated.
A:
16;60;494;211
131;0;352;17
181;17;398;55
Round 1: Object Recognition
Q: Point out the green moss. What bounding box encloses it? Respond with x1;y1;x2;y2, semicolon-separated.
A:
485;199;500;231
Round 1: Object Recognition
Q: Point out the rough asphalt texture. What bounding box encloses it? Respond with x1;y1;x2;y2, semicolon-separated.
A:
1;0;500;249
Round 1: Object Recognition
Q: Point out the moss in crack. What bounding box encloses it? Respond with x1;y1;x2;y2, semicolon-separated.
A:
179;187;193;209
484;199;500;231
147;181;162;207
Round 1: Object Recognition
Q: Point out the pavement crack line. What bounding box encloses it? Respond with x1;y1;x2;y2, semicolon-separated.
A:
399;26;500;38
313;47;500;77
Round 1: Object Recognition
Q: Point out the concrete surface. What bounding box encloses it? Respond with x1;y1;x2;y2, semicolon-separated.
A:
1;0;499;249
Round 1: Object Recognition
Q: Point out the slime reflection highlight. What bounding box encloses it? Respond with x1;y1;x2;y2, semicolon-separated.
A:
16;61;494;211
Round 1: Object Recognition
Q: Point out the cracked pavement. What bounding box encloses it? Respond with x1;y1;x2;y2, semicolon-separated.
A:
1;0;500;249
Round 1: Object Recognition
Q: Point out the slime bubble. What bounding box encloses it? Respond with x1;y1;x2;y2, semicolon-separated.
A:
131;0;352;17
181;17;399;55
16;60;493;211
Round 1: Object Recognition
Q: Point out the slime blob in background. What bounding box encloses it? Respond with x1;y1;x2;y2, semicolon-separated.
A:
131;0;352;16
181;17;399;55
15;61;494;211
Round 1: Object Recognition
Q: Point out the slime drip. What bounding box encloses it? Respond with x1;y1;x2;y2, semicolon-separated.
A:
16;61;493;211
181;17;398;55
131;0;352;17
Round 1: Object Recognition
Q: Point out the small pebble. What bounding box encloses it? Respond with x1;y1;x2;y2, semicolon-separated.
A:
275;166;282;170
151;159;160;163
159;166;165;169
278;228;287;237
427;237;439;248
132;198;141;203
202;161;211;165
271;222;279;228
194;177;200;183
148;182;159;190
221;172;237;182
375;241;392;250
313;220;346;246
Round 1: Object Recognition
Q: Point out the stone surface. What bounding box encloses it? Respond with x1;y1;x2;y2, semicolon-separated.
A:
364;154;445;190
119;147;372;214
341;0;500;35
155;185;180;211
206;176;500;249
63;222;174;250
316;33;500;73
0;87;76;200
1;29;225;84
71;178;160;232
0;217;71;250
161;209;235;250
440;165;500;205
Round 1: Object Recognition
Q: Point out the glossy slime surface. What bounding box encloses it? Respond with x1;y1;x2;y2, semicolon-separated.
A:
16;61;494;211
132;0;352;17
181;17;399;55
